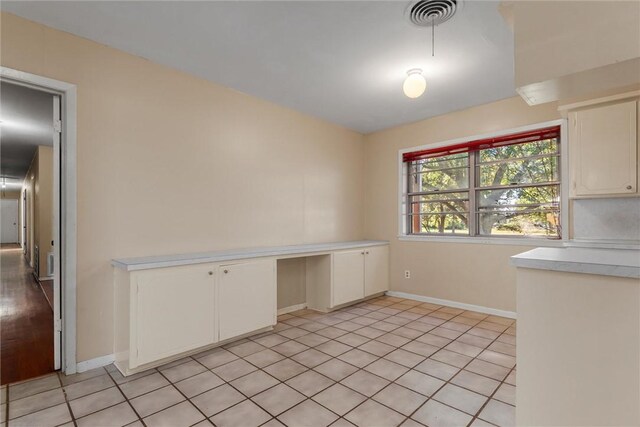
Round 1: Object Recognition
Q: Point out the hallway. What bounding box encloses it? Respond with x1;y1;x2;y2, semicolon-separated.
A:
1;244;54;385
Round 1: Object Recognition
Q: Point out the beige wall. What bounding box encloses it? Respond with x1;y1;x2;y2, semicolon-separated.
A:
276;258;307;310
516;268;640;426
363;97;561;312
0;190;21;200
512;1;640;104
21;146;53;277
513;1;640;88
1;13;365;362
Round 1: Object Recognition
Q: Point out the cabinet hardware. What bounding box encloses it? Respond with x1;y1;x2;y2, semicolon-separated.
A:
361;252;365;255
627;185;633;190
224;269;229;274
208;271;213;275
365;251;369;254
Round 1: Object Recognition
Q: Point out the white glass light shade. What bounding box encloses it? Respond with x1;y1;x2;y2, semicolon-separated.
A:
403;69;426;98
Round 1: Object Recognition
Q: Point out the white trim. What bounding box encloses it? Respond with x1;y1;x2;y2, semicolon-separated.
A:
53;94;61;371
0;67;78;375
398;235;565;247
385;291;517;319
76;354;115;373
558;90;640;112
277;303;307;316
397;119;569;243
559;119;569;241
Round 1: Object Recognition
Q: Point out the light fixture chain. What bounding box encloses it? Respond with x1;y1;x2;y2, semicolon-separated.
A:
432;18;435;57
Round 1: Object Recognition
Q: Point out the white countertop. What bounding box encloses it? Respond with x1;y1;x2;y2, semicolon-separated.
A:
511;247;640;279
112;240;389;271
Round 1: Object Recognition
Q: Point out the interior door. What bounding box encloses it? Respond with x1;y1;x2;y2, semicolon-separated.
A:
22;189;27;253
0;199;19;243
218;259;276;341
332;249;365;307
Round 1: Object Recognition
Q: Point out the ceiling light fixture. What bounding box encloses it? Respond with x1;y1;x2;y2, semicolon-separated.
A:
403;69;427;98
402;0;460;98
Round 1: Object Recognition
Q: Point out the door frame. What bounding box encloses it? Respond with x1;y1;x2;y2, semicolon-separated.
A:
0;66;78;375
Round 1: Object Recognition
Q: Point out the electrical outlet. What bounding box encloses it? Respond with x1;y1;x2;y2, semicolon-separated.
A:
404;270;411;279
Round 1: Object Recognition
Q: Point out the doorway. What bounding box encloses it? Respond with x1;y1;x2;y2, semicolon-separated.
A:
0;66;78;379
0;199;19;244
0;81;61;384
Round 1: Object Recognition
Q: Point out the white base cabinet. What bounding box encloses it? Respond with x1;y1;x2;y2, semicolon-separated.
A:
364;245;389;296
219;260;276;341
113;241;389;375
115;259;276;375
307;244;389;312
135;264;217;367
332;250;366;306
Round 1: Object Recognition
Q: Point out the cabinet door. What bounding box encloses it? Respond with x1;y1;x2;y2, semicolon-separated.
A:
134;264;216;367
332;250;365;307
571;100;638;196
364;246;389;297
218;259;276;341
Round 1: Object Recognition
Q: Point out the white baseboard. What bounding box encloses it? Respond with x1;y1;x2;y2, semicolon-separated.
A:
277;303;307;316
385;291;517;319
76;354;115;373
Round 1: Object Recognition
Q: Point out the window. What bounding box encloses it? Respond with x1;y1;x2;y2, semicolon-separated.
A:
403;126;561;239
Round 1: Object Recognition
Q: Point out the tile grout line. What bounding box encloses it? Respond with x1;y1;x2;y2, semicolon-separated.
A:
246;300;502;425
189;349;297;423
278;297;515;425
188;319;412;424
285;299;514;394
207;296;515;426
106;367;150;427
4;385;9;425
145;301;508;427
56;367;138;426
56;372;78;427
322;302;508;425
400;314;514;426
6;295;514;427
467;364;517;426
154;364;215;425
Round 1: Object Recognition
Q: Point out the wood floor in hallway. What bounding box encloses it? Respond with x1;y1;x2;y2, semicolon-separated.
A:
1;243;54;385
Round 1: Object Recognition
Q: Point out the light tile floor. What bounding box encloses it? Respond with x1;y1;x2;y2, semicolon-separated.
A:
1;296;516;427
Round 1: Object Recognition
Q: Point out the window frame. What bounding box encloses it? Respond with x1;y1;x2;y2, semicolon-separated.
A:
398;119;568;246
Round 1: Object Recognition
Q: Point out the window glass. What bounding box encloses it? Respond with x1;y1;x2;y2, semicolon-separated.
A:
404;133;561;239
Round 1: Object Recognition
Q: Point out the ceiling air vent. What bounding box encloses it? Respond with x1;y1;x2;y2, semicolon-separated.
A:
406;0;460;27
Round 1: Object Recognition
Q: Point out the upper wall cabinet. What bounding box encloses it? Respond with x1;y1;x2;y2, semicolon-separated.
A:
569;99;639;198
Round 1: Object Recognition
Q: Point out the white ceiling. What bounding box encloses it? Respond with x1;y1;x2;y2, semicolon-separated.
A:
0;82;54;191
1;1;516;133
